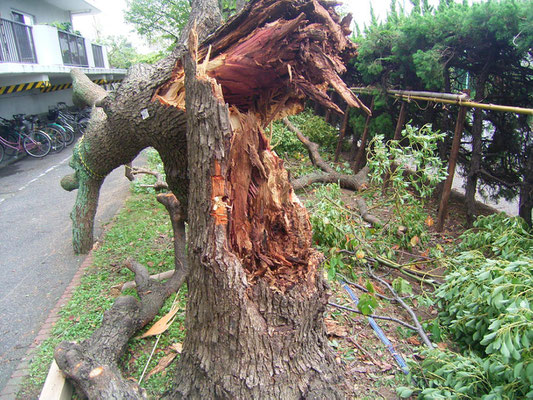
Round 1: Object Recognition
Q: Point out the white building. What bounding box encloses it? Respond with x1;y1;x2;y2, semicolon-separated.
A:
0;0;126;119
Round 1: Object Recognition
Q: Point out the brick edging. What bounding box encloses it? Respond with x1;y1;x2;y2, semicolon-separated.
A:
0;252;94;400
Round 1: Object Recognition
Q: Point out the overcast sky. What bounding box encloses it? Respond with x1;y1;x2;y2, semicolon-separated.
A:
73;0;416;53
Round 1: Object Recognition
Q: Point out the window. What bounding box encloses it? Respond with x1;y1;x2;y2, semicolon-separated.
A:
92;44;105;68
11;11;34;25
58;31;88;67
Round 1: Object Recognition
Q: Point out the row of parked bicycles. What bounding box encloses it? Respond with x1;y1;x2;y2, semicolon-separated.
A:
0;103;91;164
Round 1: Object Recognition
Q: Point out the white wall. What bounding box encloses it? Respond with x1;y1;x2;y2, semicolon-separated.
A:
0;0;70;25
32;25;63;66
0;90;73;120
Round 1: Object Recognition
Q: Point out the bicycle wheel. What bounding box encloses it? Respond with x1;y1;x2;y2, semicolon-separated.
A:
52;121;74;145
1;132;20;156
23;130;51;158
0;143;4;163
42;126;65;152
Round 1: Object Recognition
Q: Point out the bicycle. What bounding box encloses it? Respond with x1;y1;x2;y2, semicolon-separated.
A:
50;103;90;138
16;114;66;153
0;117;52;163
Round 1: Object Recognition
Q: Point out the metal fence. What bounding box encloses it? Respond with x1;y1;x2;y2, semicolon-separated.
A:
58;30;88;67
0;18;37;63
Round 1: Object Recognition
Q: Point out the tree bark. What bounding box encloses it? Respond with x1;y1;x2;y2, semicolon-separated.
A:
465;67;489;226
437;106;467;231
58;0;368;397
519;146;533;227
169;32;343;399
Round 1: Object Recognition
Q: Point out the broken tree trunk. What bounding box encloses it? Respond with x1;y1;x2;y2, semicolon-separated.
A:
58;0;369;397
168;20;345;397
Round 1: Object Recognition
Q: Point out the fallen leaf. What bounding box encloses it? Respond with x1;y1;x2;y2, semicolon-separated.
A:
145;353;177;380
325;317;348;337
170;343;183;353
410;235;420;247
437;342;448;350
425;216;434;227
141;304;180;338
147;261;154;267
407;336;421;346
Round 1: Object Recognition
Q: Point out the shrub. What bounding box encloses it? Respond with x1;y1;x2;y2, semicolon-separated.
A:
399;215;533;399
270;109;339;156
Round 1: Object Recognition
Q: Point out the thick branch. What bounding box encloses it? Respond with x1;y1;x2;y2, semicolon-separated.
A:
282;117;369;191
56;192;188;399
71;68;108;108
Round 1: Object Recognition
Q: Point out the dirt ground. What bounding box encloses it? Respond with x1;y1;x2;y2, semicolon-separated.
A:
320;187;499;399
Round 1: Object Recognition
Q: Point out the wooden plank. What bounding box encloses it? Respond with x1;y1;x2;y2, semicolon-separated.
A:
39;360;72;400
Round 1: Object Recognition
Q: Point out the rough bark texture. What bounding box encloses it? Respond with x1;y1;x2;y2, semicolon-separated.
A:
66;60;188;253
55;194;188;399
59;0;367;397
168;37;343;399
519;146;533;227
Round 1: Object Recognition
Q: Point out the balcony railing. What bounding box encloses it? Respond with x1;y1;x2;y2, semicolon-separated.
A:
58;30;88;67
0;18;37;63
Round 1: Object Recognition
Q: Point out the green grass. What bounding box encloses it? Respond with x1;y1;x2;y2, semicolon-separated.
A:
18;189;186;399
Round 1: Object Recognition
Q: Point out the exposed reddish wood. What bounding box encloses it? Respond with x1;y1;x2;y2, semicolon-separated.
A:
437;106;467;231
227;110;313;288
154;0;370;120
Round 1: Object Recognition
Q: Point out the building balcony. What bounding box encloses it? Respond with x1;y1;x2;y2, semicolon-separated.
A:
0;18;124;76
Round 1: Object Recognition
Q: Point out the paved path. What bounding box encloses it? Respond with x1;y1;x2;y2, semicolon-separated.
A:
0;149;142;392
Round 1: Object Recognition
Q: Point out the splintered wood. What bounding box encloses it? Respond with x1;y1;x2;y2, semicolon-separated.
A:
155;0;368;289
154;0;370;117
227;109;319;289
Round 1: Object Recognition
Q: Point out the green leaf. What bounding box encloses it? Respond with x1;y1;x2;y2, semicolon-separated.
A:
397;387;414;398
357;293;378;316
393;277;413;295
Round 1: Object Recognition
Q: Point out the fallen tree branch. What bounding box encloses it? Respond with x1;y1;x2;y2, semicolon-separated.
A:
328;302;417;331
55;194;188;399
131;167;169;191
282;117;370;192
355;197;382;227
117;270;175;292
367;268;434;349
